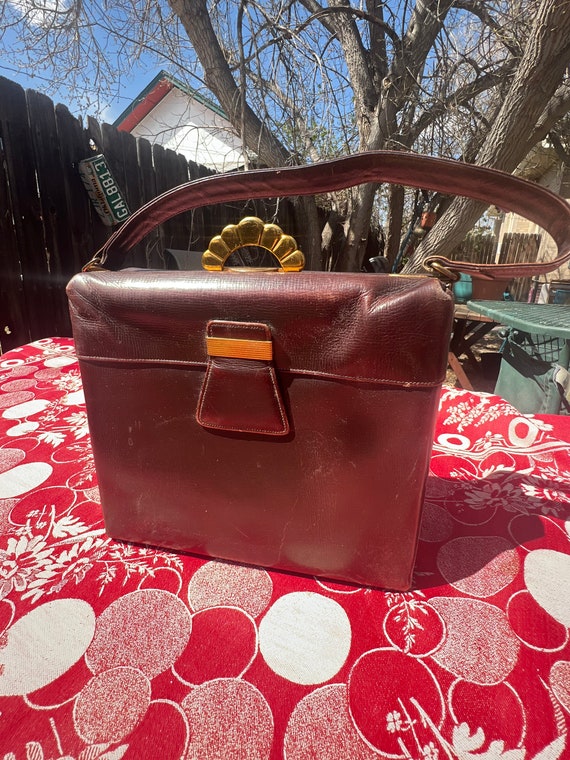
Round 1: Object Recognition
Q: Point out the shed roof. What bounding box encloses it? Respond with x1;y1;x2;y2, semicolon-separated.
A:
114;70;227;132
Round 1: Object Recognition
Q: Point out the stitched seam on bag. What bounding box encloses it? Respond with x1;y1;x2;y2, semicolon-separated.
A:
198;419;286;434
75;355;443;387
195;361;213;427
76;355;204;368
266;365;289;433
284;367;443;387
207;320;269;339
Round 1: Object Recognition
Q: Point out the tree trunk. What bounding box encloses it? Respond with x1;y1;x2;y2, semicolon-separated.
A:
337;0;455;270
167;0;290;168
340;182;379;271
403;0;570;274
295;196;323;271
321;210;343;271
385;184;405;268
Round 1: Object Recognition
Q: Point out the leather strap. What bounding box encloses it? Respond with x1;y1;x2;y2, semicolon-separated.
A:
91;151;570;280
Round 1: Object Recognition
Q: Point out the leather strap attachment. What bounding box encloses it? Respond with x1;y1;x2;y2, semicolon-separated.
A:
197;321;290;437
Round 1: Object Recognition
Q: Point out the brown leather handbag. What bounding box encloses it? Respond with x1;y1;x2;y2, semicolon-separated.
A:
67;152;570;590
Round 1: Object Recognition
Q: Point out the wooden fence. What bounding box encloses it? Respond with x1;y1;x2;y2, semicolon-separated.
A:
453;231;542;301
499;232;542;301
0;77;297;353
453;232;498;265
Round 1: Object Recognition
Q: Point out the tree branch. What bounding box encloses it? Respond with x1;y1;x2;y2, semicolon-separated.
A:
297;0;400;45
167;0;290;167
454;0;522;57
403;0;570;273
523;81;570;152
407;59;516;144
366;0;388;85
548;131;570;166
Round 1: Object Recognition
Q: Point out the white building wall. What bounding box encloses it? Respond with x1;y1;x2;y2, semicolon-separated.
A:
130;88;247;172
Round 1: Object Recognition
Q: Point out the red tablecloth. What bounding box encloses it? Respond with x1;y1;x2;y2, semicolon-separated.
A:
0;338;569;759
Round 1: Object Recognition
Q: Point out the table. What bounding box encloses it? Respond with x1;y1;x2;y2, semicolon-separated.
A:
448;305;498;390
467;301;570;340
1;338;570;759
467;301;570;414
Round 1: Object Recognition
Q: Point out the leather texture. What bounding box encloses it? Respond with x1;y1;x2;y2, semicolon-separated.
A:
92;151;570;280
67;270;454;590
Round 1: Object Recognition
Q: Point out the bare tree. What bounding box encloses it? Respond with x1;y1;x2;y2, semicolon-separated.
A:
164;0;570;270
403;0;570;274
2;0;569;271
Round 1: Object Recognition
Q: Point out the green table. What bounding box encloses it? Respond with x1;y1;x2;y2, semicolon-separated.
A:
466;300;570;413
466;300;570;340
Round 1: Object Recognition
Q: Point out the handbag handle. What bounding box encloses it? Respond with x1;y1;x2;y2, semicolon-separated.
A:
88;151;570;280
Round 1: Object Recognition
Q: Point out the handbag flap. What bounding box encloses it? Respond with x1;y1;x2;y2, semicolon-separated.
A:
67;270;453;387
197;320;290;435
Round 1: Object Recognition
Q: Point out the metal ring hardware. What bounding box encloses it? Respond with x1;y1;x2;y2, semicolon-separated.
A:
424;260;461;283
82;257;107;272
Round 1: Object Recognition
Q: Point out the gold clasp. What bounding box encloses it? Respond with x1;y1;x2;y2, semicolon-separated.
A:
202;217;305;272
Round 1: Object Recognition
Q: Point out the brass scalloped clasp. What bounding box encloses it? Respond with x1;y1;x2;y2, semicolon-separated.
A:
202;216;305;272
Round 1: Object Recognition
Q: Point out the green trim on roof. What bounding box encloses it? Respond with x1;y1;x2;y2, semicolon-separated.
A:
113;70;229;128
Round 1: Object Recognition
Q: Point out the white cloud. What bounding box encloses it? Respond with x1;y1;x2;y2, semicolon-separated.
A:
9;0;71;29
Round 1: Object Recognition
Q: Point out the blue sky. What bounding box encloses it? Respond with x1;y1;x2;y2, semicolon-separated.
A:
0;0;197;124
